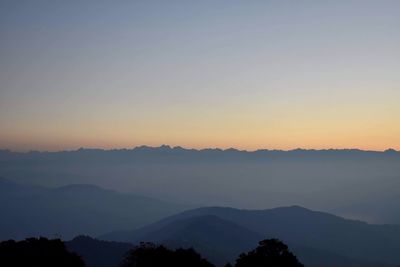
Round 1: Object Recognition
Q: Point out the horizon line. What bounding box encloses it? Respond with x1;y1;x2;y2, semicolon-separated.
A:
0;145;398;154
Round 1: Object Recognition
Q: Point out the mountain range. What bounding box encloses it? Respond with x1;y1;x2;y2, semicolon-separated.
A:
101;206;400;267
0;177;188;240
2;176;400;266
1;146;399;224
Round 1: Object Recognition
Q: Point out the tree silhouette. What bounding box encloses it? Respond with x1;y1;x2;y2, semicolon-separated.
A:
235;239;304;267
0;237;85;267
120;242;214;267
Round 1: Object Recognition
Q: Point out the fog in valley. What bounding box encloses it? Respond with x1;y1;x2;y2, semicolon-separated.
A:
2;147;399;224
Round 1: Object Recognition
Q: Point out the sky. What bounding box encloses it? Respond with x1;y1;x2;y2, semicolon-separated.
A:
0;0;399;152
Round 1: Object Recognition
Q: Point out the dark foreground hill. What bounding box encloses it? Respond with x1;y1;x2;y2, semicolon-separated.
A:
102;206;400;267
0;237;85;267
0;177;188;240
66;236;133;267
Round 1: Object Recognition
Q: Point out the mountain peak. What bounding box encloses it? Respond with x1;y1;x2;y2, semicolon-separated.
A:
384;148;398;154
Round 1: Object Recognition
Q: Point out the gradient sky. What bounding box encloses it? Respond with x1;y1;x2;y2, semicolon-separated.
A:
0;0;399;151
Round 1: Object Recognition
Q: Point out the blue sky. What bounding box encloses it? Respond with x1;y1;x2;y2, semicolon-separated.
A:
1;1;399;151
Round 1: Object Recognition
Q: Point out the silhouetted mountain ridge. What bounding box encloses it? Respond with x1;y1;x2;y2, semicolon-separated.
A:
1;146;400;224
0;146;399;163
0;179;189;240
102;206;400;266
